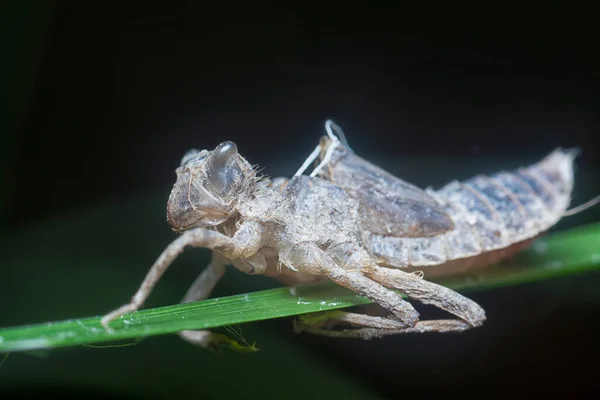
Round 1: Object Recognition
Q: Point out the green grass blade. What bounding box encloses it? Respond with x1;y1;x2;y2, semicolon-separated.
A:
1;222;599;353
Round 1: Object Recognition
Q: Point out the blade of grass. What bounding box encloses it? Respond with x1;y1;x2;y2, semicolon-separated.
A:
1;222;599;353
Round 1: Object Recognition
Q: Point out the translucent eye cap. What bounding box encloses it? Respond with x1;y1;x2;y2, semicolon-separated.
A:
213;141;238;166
205;141;239;193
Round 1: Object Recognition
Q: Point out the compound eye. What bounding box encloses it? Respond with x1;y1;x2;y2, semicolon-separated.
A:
207;141;239;192
180;149;200;167
180;149;210;167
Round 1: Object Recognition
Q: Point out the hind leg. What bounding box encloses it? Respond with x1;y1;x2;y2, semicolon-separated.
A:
286;244;485;338
363;265;486;327
284;243;420;328
294;310;471;339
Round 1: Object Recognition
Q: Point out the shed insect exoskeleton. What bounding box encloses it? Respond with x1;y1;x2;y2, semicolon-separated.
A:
101;122;598;348
291;120;599;337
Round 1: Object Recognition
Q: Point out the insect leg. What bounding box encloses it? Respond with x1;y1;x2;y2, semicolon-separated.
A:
101;223;265;331
285;243;420;327
363;265;486;327
178;252;227;349
294;312;471;339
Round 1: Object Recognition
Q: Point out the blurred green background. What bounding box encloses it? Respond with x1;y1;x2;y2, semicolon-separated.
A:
2;2;600;398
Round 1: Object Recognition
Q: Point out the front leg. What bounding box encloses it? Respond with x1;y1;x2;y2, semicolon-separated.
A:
179;251;267;352
178;252;227;349
101;221;265;330
180;252;227;305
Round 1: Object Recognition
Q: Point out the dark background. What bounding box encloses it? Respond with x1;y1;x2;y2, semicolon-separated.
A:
2;2;600;399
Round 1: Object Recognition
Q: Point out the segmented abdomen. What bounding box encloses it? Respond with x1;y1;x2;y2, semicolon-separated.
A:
369;149;575;271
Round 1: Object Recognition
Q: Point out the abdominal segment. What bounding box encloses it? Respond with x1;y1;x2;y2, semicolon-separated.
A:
367;149;575;274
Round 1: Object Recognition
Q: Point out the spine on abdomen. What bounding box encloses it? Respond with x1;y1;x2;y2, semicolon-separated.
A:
369;149;575;268
429;148;575;261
